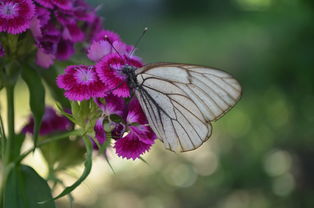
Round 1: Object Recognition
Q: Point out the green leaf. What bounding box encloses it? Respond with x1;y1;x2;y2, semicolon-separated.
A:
39;66;70;109
0;111;6;159
21;66;45;146
4;165;56;208
10;133;25;161
40;136;85;171
53;136;93;200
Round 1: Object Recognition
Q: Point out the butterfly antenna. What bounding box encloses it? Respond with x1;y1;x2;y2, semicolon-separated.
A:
104;35;124;60
129;27;148;57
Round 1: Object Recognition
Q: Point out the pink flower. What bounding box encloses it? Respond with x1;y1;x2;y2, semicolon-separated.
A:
0;0;35;34
72;0;95;22
36;6;51;27
93;118;126;148
57;65;108;101
36;48;54;68
63;23;85;42
87;40;134;62
93;94;126;146
87;40;111;62
93;30;120;42
94;94;126;116
94;118;106;146
56;39;74;60
87;29;134;62
84;15;103;41
114;98;156;160
31;0;101;68
96;54;143;98
33;0;53;9
22;106;72;136
114;133;153;160
51;0;73;10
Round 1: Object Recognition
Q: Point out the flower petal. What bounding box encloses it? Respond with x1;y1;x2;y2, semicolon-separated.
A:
114;132;152;160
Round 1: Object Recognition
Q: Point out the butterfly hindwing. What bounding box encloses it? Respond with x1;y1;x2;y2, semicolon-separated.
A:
135;63;242;152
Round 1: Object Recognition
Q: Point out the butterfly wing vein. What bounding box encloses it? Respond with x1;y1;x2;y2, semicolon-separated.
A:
135;63;241;152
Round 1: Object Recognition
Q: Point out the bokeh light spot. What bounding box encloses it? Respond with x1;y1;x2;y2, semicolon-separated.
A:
164;163;198;187
235;0;272;11
264;150;292;177
272;173;295;196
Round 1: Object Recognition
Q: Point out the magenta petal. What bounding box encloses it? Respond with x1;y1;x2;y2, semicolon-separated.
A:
51;0;73;10
56;39;74;60
57;65;108;101
87;40;111;62
112;83;131;97
0;0;35;34
93;30;120;42
127;98;149;124
63;23;85;42
36;6;51;27
22;106;72;136
87;16;103;41
36;49;55;69
30;16;42;38
114;132;152;160
94;94;125;116
95;54;131;98
94;118;106;146
33;0;54;9
130;125;156;145
112;41;128;55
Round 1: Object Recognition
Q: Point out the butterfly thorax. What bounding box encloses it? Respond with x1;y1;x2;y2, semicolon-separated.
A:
122;65;138;89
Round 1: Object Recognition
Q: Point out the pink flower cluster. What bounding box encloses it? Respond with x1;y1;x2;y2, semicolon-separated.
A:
0;0;102;68
57;30;157;160
22;106;72;136
2;0;157;160
32;0;102;68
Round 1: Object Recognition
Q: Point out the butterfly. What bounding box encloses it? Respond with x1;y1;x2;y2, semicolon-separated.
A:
122;62;242;152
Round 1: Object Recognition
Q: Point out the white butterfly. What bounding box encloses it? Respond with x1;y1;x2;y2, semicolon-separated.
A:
123;62;242;152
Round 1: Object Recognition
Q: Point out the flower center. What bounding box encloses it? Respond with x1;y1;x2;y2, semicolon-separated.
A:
0;2;19;19
75;66;96;85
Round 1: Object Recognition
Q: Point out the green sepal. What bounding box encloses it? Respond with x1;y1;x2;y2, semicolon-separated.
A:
109;114;122;123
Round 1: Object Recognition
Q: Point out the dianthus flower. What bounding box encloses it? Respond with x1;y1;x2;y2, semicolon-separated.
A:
22;106;72;136
34;0;72;10
96;54;143;97
0;0;35;34
32;0;102;68
93;94;126;145
56;65;108;101
114;98;156;160
93;96;156;159
87;30;133;62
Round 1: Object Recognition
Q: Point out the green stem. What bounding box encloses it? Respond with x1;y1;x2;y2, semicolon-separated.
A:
15;129;83;164
5;85;15;164
1;85;15;206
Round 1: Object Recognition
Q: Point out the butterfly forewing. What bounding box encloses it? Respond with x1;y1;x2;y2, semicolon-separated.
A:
135;63;242;152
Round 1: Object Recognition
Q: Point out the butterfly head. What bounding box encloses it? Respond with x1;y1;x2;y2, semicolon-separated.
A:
122;64;138;88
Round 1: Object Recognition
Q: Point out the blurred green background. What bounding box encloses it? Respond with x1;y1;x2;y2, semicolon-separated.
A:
2;0;314;207
78;0;313;207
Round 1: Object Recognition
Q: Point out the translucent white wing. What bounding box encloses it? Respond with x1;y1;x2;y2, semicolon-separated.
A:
135;63;242;152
